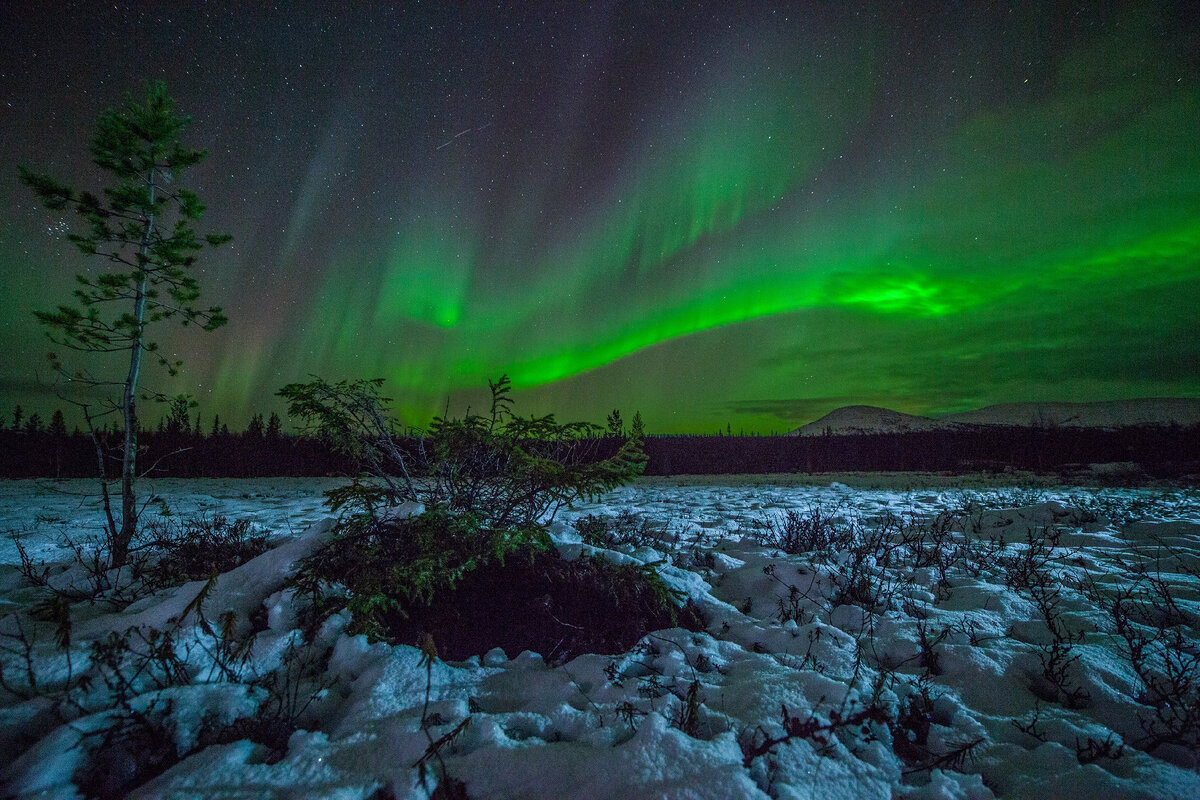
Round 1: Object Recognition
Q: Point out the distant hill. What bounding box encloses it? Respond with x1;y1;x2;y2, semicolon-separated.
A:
788;405;958;436
940;398;1200;429
788;398;1200;436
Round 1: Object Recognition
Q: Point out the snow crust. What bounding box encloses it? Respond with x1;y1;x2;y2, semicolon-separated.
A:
1;477;1198;799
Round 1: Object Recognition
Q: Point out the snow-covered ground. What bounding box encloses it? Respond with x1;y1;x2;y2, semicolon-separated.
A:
2;477;1199;799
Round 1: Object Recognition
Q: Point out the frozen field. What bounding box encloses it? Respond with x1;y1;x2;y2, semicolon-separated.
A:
2;477;1199;798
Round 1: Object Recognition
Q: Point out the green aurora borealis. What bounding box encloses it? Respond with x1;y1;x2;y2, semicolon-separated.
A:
1;3;1198;433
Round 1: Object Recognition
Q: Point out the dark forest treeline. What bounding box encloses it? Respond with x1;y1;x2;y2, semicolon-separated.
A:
641;426;1200;477
1;424;1198;480
0;427;353;479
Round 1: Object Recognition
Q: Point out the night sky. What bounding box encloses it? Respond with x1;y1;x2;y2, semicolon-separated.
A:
2;2;1197;434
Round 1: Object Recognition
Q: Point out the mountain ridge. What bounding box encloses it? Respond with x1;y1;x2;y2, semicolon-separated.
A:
788;398;1200;436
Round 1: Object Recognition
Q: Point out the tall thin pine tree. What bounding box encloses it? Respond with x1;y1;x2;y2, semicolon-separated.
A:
22;82;230;567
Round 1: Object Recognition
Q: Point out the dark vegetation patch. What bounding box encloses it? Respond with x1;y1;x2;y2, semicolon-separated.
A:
142;513;271;584
73;707;178;800
202;712;297;765
11;512;270;611
73;705;300;799
573;510;670;550
388;549;705;664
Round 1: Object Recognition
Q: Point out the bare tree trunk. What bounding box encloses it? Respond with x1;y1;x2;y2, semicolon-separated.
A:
113;171;156;569
82;403;119;546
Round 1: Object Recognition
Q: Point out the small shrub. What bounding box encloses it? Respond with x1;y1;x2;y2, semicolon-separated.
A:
829;522;900;611
573;510;668;550
142;514;270;585
1105;572;1200;753
278;374;647;532
675;679;703;737
750;506;851;554
913;611;950;678
1027;581;1091;709
740;700;891;768
775;583;816;627
1067;491;1171;528
10;525;153;608
895;510;959;570
1011;700;1048;743
891;680;936;764
1076;733;1125;764
1000;526;1063;591
10;513;269;611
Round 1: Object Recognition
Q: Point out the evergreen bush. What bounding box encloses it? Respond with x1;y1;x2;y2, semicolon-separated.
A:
280;374;662;647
